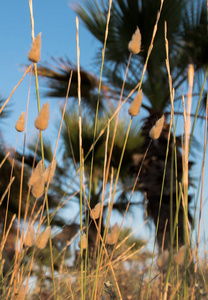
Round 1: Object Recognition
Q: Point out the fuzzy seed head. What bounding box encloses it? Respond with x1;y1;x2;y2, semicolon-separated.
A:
35;102;50;131
42;159;57;184
15;112;25;132
157;249;170;270
149;115;165;140
35;226;51;249
128;27;142;54
106;223;119;245
78;233;87;249
90;202;102;220
31;175;45;199
128;90;143;117
28;33;42;63
28;160;43;187
173;245;187;266
24;224;35;247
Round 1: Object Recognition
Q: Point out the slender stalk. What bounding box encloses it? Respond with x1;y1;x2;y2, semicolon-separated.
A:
85;1;112;294
146;116;172;300
28;1;57;297
194;90;208;274
91;119;133;300
75;17;84;300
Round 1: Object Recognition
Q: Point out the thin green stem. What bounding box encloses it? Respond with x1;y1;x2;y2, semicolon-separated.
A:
34;63;56;299
75;17;84;300
146;121;172;300
189;70;208;150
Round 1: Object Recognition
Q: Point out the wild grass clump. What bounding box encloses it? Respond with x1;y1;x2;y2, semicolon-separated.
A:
0;0;208;299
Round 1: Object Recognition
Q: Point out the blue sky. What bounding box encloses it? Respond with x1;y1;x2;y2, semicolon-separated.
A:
0;0;208;256
0;0;100;146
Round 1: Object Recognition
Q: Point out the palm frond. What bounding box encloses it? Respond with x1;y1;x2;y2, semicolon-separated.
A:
36;57;116;114
179;0;208;70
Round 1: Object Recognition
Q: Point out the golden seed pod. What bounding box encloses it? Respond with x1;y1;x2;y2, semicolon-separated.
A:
35;226;51;249
149;115;165;140
28;33;42;63
15;112;25;132
28;160;43;187
31;175;45;199
128;27;142;54
90;202;102;220
78;233;87;249
106;223;119;245
35;102;50;131
128;90;143;117
156;249;170;271
42;159;57;184
24;224;35;247
173;245;187;266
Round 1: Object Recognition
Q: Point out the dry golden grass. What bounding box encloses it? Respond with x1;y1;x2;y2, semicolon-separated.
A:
0;0;207;299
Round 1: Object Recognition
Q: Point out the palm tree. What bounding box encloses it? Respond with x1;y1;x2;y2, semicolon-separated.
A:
73;0;207;250
35;0;208;250
50;106;144;252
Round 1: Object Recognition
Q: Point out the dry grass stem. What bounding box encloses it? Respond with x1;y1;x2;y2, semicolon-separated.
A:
28;32;41;63
0;214;16;252
34;102;50;131
0;151;10;168
35;226;51;249
128;89;143;117
15;112;25;132
0;177;15;205
128;27;142;54
149;115;165;140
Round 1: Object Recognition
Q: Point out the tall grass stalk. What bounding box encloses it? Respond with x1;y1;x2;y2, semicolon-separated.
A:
75;17;84;300
85;1;112;296
77;179;122;299
164;21;180;299
28;1;60;298
146;117;172;300
190;70;208;149
9;70;32;299
194;91;208;273
181;64;194;299
97;141;151;300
